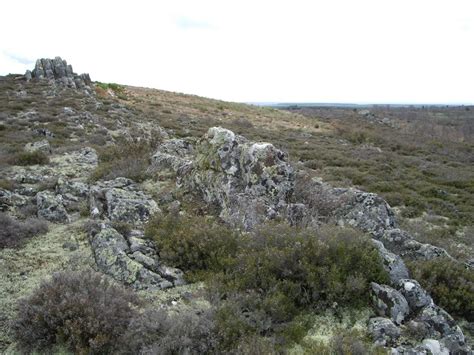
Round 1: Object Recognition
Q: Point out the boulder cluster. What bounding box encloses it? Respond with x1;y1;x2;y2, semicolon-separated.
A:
25;57;92;89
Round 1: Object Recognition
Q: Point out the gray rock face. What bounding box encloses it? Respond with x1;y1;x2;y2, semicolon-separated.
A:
368;317;401;346
381;229;449;261
36;191;69;222
150;138;194;173
185;127;294;229
336;190;397;238
370;282;410;325
397;279;433;311
414;305;468;353
27;57;92;90
89;178;159;224
89;225;184;290
24;140;51;154
371;240;410;284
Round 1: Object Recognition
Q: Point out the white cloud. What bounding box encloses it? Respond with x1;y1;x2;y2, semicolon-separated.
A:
1;0;473;103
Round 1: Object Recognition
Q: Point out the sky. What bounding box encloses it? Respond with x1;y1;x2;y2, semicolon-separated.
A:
1;0;473;104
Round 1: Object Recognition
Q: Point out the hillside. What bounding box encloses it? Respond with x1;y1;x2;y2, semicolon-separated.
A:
0;58;473;354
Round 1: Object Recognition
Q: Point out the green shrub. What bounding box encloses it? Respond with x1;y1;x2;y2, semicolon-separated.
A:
146;215;389;350
407;258;474;321
145;213;239;278
0;212;48;249
90;141;153;182
13;150;49;165
13;270;140;354
122;308;217;354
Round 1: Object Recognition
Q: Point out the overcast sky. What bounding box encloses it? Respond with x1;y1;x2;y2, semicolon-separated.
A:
1;0;473;104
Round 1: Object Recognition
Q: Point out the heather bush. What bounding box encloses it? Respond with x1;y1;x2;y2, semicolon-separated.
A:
13;150;49;165
407;258;474;321
13;270;140;354
0;212;48;249
122;308;217;354
90;140;153;182
146;215;389;350
145;213;240;278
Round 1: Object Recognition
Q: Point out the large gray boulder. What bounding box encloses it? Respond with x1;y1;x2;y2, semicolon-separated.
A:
370;282;410;325
380;229;449;261
371;239;410;284
184;127;294;229
89;225;184;290
413;305;468;353
397;279;433;312
336;190;397;238
89;178;159;224
368;317;401;346
150;138;194;173
36;191;69;222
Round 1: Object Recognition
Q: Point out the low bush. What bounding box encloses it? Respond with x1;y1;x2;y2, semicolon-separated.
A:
12;150;49;165
407;258;474;321
122;308;217;354
13;270;141;354
90;140;153;182
0;212;48;249
145;213;239;278
146;214;389;350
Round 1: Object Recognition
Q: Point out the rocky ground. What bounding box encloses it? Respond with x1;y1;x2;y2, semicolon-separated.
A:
0;58;472;354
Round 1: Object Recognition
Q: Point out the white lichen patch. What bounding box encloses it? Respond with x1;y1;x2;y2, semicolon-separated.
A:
289;307;373;354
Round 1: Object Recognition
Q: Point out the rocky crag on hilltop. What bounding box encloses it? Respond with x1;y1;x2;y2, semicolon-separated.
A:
25;57;92;90
0;58;472;354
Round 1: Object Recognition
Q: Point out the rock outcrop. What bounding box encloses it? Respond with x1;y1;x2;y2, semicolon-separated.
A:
25;57;92;90
182;127;294;229
89;178;160;224
89;225;184;290
36;191;69;222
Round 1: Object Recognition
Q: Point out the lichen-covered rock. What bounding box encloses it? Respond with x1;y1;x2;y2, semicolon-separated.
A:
0;189;30;212
336;190;397;238
36;191;69;222
413;304;468;353
397;279;433;311
27;57;92;90
370;282;410;325
381;229;449;261
371;240;410;284
89;178;159;224
150;138;194;172
89;225;184;290
368;317;400;346
185;127;294;229
24;140;51;154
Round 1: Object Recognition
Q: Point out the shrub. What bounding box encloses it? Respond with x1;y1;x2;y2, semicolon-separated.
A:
0;212;48;249
122;308;217;354
407;258;474;321
13;270;140;354
90;141;153;182
13;150;49;165
145;213;240;278
146;215;389;350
